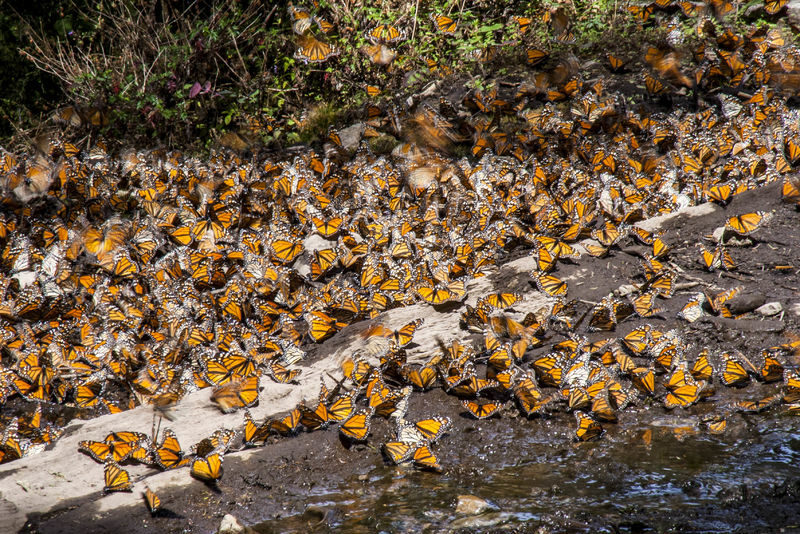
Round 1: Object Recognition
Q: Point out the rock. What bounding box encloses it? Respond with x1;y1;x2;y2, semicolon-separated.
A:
367;133;399;155
787;1;800;30
756;302;783;316
725;292;766;315
712;226;725;243
615;284;639;297
706;316;784;333
334;123;365;153
218;514;257;534
455;495;497;515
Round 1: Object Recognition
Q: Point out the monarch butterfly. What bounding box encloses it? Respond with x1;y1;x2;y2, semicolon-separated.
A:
726;212;770;236
104;461;133;492
709;0;735;17
621;325;653;355
367;24;406;44
362;43;397;65
210;375;259;413
666;363;690;391
243;410;270;446
592;221;627;247
365;85;381;97
677;292;706;323
404;363;438;390
417;285;456;305
691;350;714;381
75;381;104;408
339;406;374;441
271;238;303;263
720;352;750;387
734;394;781;413
644;73;666;95
607;53;625;72
325;392;356;422
191;452;223;483
507;15;530;35
632;291;663;318
268;360;301;384
707;183;733;204
461;399;504;419
412;444;442;471
678;0;705;16
83;224;126;258
631;367;656;395
384;440;415;464
785;137;800;165
590;389;618;423
700;244;735;272
268;408;302;436
535;271;568;297
613;347;636;373
288;4;313;34
574;411;603;441
759;352;784;383
702;415;727;434
295;34;340;63
300;401;330;430
144;487;161;514
153;429;188;470
80;437;136;464
431;13;457;34
588;305;616;332
567;386;591;411
783;370;800;403
312;216;344;238
481;292;521;310
517;385;555;417
489;316;538;342
663;383;701;409
527;48;548;66
585;242;609;257
764;0;788;15
342;357;372;386
411;416;452;443
188;429;234;458
307;310;348;342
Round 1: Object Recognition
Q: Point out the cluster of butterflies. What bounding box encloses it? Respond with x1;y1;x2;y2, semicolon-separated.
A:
242;343;454;472
0;4;798;479
77;425;236;514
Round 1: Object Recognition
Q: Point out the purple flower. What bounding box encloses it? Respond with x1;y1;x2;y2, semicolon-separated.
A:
189;82;202;98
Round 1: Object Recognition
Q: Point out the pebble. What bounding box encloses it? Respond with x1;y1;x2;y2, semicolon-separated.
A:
725;292;766;315
218;514;257;534
455;495;497;515
756;302;783;316
615;284;639;297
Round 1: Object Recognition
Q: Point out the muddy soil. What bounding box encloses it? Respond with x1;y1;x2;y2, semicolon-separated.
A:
16;179;800;534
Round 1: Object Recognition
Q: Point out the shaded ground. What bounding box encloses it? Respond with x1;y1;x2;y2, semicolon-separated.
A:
20;180;800;534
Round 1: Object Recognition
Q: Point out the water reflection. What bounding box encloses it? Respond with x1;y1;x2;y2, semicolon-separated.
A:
254;414;800;533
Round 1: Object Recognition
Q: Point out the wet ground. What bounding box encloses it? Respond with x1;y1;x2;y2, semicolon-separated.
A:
21;180;800;534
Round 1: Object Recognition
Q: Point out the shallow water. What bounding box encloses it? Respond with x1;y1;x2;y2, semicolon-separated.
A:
253;412;800;533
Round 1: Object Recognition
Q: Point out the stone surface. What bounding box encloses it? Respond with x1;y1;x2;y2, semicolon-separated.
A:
756;301;783;316
455;494;496;515
218;513;257;534
725;292;767;315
